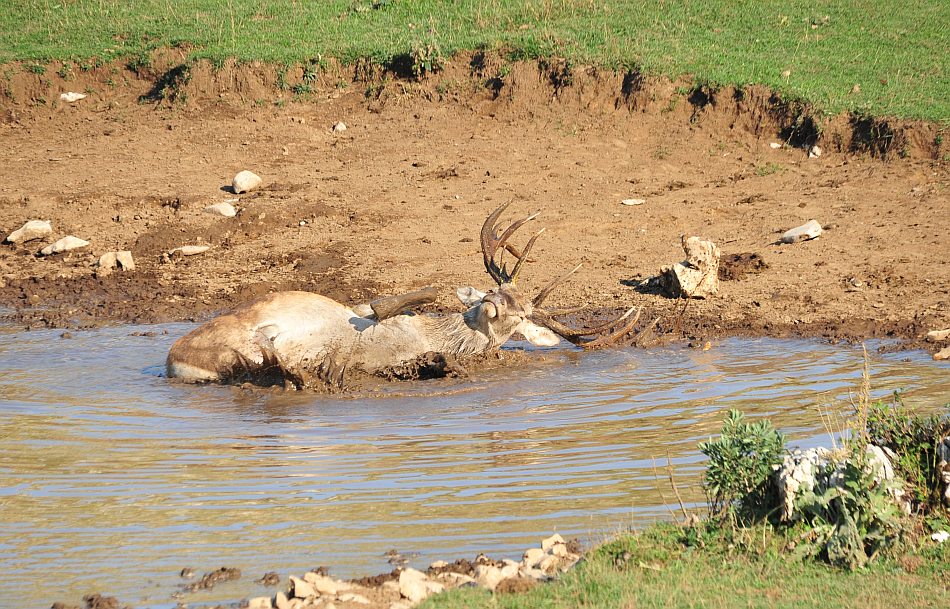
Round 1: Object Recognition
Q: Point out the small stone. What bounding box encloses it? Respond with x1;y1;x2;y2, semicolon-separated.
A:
115;251;135;270
551;543;569;557
60;92;86;103
780;220;823;244
769;142;782;149
274;591;291;609
232;170;262;194
935;346;950;361
247;597;273;609
302;572;350;595
6;219;52;244
537;555;560;574
333;122;347;133
808;145;822;158
429;560;448;569
289;576;315;599
926;329;950;342
850;84;861;94
39;235;89;256
399;568;441;603
98;251;118;271
169;245;210;256
338;593;371;605
540;533;565;552
523;548;545;568
474;565;504;591
205;202;237;217
933;531;950;543
257;572;281;586
621;198;645;206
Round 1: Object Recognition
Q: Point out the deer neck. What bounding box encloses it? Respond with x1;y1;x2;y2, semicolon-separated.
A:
417;308;501;356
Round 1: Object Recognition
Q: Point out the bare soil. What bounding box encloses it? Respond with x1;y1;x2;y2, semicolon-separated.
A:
1;53;947;355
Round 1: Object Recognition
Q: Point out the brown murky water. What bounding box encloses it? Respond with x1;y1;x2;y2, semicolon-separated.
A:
0;324;948;608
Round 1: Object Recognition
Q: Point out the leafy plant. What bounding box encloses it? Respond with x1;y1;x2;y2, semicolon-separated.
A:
793;452;904;570
699;410;786;522
409;24;444;78
866;393;950;512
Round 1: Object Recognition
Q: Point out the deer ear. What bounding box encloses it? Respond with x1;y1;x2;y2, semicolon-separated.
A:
456;286;486;307
517;320;561;347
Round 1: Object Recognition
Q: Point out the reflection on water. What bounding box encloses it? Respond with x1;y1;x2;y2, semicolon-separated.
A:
0;324;947;608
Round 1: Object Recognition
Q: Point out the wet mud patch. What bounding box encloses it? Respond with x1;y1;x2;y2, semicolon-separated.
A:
719;252;769;281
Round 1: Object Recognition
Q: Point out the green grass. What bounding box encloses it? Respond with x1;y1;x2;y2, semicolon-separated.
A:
424;523;950;609
0;1;947;120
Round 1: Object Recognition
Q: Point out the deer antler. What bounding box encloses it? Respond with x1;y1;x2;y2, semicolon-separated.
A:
480;201;543;285
533;306;642;349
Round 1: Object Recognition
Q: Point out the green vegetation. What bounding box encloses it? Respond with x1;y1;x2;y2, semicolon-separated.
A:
425;523;950;608
427;397;950;608
0;1;946;119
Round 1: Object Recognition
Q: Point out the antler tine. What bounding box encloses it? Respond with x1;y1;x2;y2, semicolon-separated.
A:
532;263;582;308
480;202;540;284
534;306;642;350
509;228;545;283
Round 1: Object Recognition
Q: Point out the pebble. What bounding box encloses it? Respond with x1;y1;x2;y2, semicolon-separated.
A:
808;145;822;159
302;572;350;595
5;219;52;244
474;564;504;591
769;142;782;149
97;251;135;274
274;591;291;609
926;329;950;342
60;92;86;103
289;576;315;599
39;235;89;256
205;202;237;217
169;245;210;256
935;346;950;361
780;220;823;244
398;568;442;603
247;597;272;609
933;531;950;543
540;533;565;552
232;170;262;194
523;547;545;568
333;121;347;133
621;198;645;206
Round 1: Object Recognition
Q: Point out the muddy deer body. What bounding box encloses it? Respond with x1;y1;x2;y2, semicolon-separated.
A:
167;203;638;385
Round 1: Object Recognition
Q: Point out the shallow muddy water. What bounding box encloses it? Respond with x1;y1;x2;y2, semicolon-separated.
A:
0;324;948;608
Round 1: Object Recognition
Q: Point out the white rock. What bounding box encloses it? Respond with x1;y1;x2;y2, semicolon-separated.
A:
398;568;441;603
274;591;292;609
429;560;448;570
205;202;237;217
769;142;782;149
289;576;315;599
169;245;210;256
935;346;950;361
540;533;565;552
115;250;135;270
659;236;720;298
808;145;822;158
333;122;347;133
537;555;560;575
474;564;503;591
98;252;118;270
60;92;86;103
780;220;823;244
932;531;950;543
523;548;545;568
927;329;950;342
551;543;569;557
247;597;273;609
302;572;350;595
338;592;371;605
232;170;262;194
434;572;476;587
5;220;52;244
39;235;89;256
621;198;645;206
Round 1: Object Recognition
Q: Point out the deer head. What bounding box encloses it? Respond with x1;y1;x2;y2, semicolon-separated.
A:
462;202;640;349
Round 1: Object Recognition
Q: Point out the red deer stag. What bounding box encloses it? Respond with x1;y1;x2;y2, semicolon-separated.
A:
166;202;639;386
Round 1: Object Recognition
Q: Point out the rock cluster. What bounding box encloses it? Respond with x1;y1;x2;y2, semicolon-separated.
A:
775;444;908;522
249;534;582;609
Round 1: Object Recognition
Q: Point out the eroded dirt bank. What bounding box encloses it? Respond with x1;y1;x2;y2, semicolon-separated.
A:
0;54;947;353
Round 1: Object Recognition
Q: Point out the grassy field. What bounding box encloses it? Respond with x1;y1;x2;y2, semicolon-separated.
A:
423;523;950;609
0;1;947;120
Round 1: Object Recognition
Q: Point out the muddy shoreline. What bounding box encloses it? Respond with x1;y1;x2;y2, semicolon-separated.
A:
1;52;947;356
